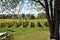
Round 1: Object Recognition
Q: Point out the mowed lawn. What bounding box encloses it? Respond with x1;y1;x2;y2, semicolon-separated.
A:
0;27;50;40
0;19;50;40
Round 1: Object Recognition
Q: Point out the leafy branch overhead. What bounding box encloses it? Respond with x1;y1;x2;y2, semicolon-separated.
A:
0;0;45;14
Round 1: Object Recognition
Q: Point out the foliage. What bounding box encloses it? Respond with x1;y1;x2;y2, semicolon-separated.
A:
0;19;47;28
7;23;14;28
15;22;22;28
37;13;46;19
0;32;14;40
0;13;47;19
37;22;43;27
6;33;14;40
30;22;35;27
23;21;29;27
0;23;6;28
0;0;19;12
44;22;49;27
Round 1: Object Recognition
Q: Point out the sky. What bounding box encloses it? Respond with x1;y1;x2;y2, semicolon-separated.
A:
0;0;45;16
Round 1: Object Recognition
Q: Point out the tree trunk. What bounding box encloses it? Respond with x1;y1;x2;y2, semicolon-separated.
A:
50;0;55;39
45;0;55;39
35;0;60;40
54;0;60;40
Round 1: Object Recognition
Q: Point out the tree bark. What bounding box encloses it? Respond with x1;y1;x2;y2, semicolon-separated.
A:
45;0;50;25
50;0;55;39
33;0;60;40
54;0;60;40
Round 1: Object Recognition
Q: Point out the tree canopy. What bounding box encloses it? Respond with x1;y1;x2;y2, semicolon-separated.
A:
0;0;45;15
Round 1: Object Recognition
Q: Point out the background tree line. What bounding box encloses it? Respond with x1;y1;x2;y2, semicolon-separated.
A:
0;13;46;19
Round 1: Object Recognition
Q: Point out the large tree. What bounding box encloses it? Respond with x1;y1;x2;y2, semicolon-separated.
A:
32;0;60;40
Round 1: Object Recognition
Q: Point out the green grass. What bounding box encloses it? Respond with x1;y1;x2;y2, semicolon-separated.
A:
0;19;50;40
0;27;49;40
0;27;49;32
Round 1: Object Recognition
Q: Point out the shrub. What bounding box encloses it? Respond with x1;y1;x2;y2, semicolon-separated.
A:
30;22;35;27
7;23;14;28
37;22;43;27
15;22;22;28
6;33;14;40
45;22;49;27
0;33;14;40
23;21;29;27
7;34;14;40
0;23;7;28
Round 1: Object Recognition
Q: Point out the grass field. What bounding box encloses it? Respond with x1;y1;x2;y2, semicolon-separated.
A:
0;19;50;40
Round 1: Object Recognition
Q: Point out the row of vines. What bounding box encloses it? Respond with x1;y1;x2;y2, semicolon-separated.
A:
0;19;49;28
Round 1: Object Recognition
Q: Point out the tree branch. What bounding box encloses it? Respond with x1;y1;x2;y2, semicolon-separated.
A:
37;0;45;8
45;0;51;26
32;0;45;8
50;0;54;20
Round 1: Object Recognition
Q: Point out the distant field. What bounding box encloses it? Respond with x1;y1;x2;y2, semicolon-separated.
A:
0;19;50;40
